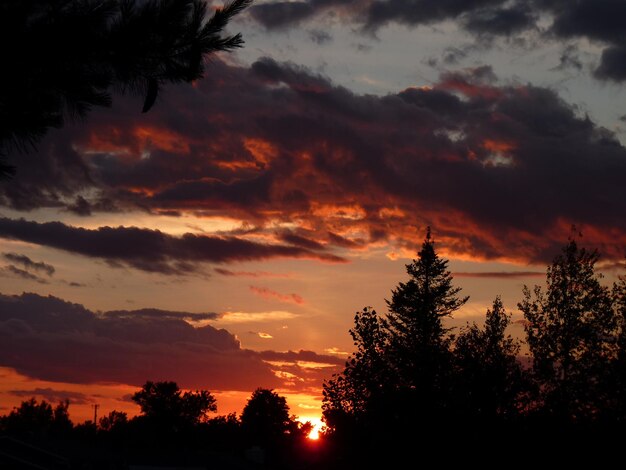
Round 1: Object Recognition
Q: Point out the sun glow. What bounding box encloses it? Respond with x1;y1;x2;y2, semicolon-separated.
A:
303;416;324;440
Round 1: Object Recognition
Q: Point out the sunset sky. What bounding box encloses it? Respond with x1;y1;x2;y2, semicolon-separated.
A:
1;0;626;425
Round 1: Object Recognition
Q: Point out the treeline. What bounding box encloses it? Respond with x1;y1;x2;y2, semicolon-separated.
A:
0;384;318;469
322;229;626;465
3;229;626;467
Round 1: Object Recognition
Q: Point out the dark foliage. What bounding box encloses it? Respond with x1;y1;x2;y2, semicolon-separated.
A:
131;380;217;431
323;228;469;438
0;0;252;177
0;398;72;441
454;296;527;423
519;236;616;421
241;387;292;444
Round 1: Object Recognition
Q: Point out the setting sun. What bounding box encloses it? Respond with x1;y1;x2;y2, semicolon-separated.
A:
303;417;324;440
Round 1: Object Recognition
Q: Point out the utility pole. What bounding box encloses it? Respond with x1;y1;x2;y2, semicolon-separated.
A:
92;404;99;426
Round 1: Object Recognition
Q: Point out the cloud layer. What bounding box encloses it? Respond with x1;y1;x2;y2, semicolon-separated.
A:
2;56;626;266
0;292;341;392
247;0;626;82
0;218;345;274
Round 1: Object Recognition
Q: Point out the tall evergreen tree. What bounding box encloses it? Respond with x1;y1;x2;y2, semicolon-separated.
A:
323;228;468;432
386;227;468;417
519;237;616;421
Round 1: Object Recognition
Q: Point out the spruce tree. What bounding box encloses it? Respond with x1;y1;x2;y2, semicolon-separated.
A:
386;227;468;417
322;229;468;433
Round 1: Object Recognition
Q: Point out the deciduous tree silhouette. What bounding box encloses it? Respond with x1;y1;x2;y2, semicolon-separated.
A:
98;410;128;433
611;270;626;420
0;0;252;177
322;307;391;432
0;398;72;441
454;296;526;423
132;380;217;431
240;388;292;444
519;236;616;421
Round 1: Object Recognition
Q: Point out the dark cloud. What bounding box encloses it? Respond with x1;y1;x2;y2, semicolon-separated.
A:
3;56;626;264
0;218;346;275
258;349;345;365
309;29;333;44
464;5;537;36
594;45;626;82
439;46;470;65
277;231;326;250
249;2;315;29
249;0;355;30
0;292;279;391
244;0;626;83
553;45;583;72
2;265;48;284
2;252;55;276
364;0;507;30
9;388;92;405
548;0;626;81
0;129;95;211
1;251;57;284
66;281;87;288
550;0;626;44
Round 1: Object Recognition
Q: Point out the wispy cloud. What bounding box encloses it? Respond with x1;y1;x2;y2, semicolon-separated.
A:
214;268;291;278
2;252;55;276
9;387;92;405
1;265;48;284
249;286;305;305
220;310;298;323
249;331;274;339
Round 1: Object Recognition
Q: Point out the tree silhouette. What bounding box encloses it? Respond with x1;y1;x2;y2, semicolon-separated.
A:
0;0;252;177
98;410;128;433
132;380;217;431
611;270;626;421
385;227;468;421
519;236;616;421
323;228;468;439
454;296;525;422
0;398;72;440
240;388;292;444
322;307;391;432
